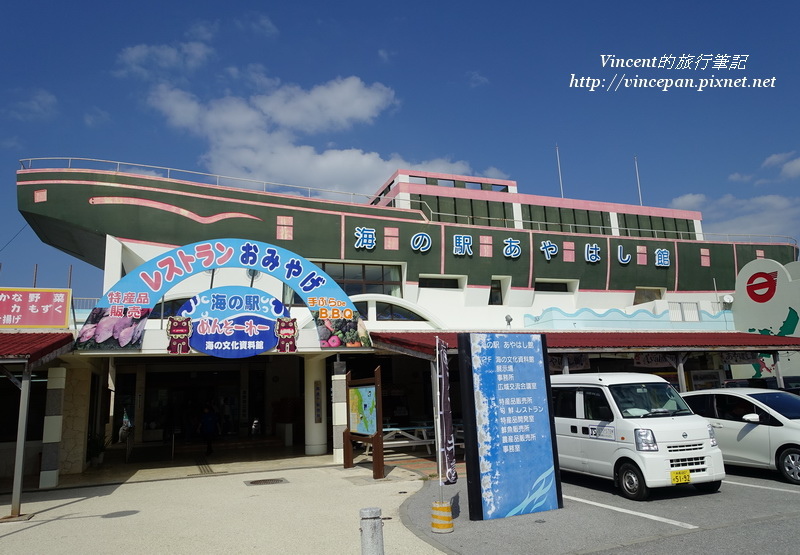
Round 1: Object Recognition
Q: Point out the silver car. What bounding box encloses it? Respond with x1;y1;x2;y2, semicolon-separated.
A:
682;388;800;485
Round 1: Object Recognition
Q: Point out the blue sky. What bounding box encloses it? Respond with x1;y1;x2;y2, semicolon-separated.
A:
2;1;799;298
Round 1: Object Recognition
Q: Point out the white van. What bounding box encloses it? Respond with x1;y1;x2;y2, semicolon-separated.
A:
550;372;726;500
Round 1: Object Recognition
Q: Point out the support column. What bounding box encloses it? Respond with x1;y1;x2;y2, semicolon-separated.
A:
773;351;784;389
304;356;328;455
39;367;67;489
239;364;250;436
331;360;347;464
133;365;146;443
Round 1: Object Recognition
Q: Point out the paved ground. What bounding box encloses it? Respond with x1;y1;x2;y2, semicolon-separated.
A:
0;443;445;554
4;442;800;554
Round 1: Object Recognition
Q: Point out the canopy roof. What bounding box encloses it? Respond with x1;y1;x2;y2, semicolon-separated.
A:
370;331;800;360
0;332;74;368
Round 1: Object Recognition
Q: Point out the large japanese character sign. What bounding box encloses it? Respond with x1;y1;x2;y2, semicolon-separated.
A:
177;286;288;358
76;238;370;352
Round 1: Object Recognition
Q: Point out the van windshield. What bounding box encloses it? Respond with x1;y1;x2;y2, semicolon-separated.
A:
609;382;692;418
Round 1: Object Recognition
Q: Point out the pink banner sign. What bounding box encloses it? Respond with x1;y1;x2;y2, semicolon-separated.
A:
0;288;71;328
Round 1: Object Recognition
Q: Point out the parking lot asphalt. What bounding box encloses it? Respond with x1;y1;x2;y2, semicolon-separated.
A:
3;445;800;554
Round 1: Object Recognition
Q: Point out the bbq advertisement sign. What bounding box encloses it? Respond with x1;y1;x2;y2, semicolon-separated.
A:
76;238;370;352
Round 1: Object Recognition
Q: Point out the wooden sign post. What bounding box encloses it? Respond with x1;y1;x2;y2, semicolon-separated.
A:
343;366;383;479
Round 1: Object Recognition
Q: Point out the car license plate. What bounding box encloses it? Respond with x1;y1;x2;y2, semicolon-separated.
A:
670;469;691;484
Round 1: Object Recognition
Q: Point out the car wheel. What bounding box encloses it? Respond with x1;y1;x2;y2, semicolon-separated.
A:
778;447;800;484
694;480;721;493
618;462;650;501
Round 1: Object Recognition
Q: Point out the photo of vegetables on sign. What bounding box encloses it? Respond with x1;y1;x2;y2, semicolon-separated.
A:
316;313;371;348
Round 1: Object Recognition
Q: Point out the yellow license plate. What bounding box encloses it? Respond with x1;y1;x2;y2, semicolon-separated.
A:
670;469;691;484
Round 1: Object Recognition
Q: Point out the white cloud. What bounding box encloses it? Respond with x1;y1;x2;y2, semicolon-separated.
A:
727;172;752;182
115;41;214;79
186;20;219;42
2;88;58;120
83;107;110;127
235;13;279;37
466;70;489;88
147;77;490;197
147;84;205;133
378;49;396;63
672;193;799;241
251;76;397;133
483;166;511;180
779;157;800;179
762;151;796;168
668;193;707;211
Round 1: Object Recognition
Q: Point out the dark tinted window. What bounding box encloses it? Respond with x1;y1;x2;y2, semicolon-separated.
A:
419;277;459;289
717;394;756;421
751;391;800;419
684;394;715;418
551;387;577;418
583;388;613;421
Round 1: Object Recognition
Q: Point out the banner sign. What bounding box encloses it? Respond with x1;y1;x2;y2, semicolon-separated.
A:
76;238;370;351
720;352;762;365
0;288;71;328
461;333;561;520
176;286;288;358
547;353;590;372
436;337;458;485
634;352;677;368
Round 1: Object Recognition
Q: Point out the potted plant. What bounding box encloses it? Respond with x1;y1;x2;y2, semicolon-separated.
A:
88;433;109;466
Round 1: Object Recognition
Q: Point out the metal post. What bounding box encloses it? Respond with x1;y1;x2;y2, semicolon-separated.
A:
359;507;384;555
773;352;785;389
10;364;32;518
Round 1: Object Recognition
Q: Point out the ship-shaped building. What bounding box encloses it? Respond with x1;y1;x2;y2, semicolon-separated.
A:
7;157;800;485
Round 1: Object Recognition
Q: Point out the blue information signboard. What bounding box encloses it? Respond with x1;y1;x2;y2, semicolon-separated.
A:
460;332;562;520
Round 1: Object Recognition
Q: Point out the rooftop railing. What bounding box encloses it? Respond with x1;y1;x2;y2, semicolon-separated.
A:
19;156;374;205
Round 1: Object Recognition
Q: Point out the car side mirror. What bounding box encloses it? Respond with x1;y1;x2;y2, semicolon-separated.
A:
742;413;760;424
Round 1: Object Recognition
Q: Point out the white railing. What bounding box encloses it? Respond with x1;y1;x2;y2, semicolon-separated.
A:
19;157;373;205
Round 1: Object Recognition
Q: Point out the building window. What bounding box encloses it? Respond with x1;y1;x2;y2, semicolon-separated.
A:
354;301;368;320
534;281;569;292
489;279;503;305
480;235;492;257
700;248;711;267
384;227;399;250
148;298;192;319
277;216;293;240
376;302;424;321
419;277;460;289
563;241;575;263
755;249;764;259
283;262;402;306
633;287;664;305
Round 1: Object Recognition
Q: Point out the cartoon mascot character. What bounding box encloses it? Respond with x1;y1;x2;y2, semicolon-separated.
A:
275;317;299;353
166;316;192;354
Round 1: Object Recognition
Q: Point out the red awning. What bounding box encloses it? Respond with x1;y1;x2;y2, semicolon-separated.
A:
370;331;800;359
0;332;74;367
